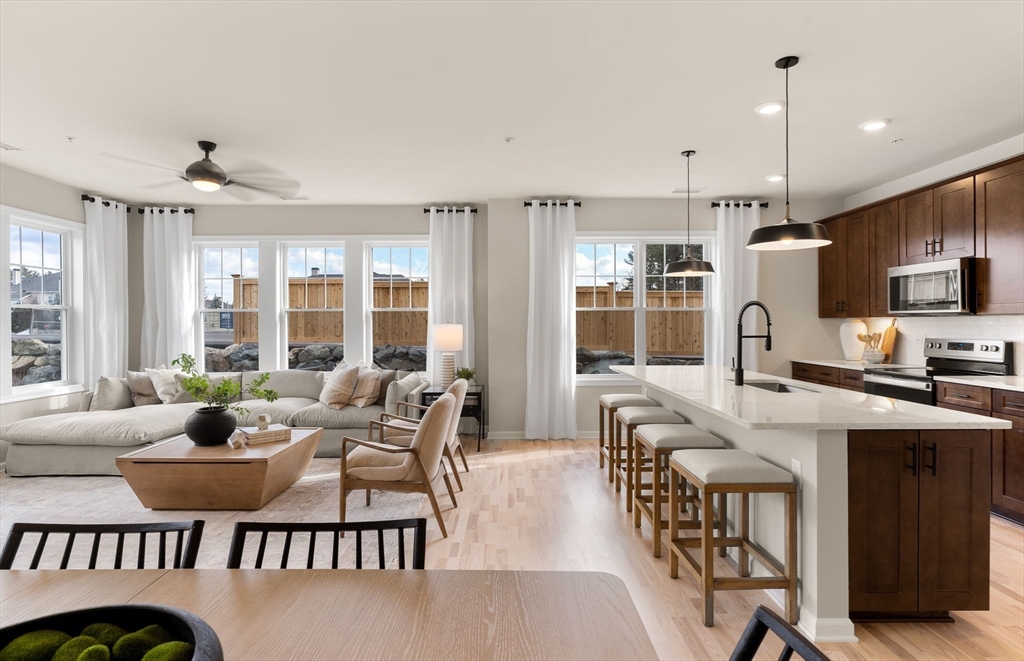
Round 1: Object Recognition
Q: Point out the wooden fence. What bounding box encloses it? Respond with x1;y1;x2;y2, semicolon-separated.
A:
577;285;705;356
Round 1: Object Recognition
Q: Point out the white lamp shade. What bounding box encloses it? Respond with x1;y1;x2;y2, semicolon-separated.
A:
433;323;464;352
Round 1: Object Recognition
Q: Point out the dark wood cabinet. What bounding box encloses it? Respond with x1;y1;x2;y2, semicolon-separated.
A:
868;201;899;317
817;213;869;318
818;219;844;318
899;189;935;265
992;407;1024;524
849;430;992;617
976;159;1024;315
932;177;975;259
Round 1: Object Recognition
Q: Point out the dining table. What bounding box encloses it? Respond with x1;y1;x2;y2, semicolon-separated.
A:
1;569;659;660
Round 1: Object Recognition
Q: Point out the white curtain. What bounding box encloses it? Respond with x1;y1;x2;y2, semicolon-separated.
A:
427;206;475;384
525;200;577;440
83;197;128;384
710;201;760;371
140;207;195;368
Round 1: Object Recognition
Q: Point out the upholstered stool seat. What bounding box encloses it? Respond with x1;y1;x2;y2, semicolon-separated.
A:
668;449;797;627
632;425;725;557
612;407;686;511
597;394;656;480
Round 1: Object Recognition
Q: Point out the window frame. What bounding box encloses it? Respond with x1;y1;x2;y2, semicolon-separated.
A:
281;242;347;371
366;240;430;370
1;205;85;401
194;240;261;373
575;231;714;385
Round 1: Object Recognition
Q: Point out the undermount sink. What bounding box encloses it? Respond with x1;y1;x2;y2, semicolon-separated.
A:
744;381;813;394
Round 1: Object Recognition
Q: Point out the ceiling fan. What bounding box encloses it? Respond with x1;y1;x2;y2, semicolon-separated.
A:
103;141;300;201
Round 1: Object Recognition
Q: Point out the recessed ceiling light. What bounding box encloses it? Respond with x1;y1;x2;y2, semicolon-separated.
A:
859;119;890;131
765;174;786;182
755;101;785;115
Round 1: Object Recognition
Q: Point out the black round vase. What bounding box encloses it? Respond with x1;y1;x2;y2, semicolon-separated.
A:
184;406;237;446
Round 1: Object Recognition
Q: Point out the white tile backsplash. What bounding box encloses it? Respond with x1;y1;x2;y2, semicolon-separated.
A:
860;315;1024;374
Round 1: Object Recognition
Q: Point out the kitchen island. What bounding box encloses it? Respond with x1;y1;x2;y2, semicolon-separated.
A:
612;364;1010;643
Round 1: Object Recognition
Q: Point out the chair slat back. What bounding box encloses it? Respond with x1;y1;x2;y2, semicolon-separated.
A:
0;521;205;570
226;519;427;570
729;606;830;661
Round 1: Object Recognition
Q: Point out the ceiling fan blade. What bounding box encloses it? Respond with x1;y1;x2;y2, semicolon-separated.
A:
221;184;258;202
99;152;181;174
226;177;300;197
138;180;184;190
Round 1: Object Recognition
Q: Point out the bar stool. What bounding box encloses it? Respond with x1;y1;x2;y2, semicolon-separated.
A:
632;424;725;557
612;407;686;511
667;449;797;627
598;394;656;480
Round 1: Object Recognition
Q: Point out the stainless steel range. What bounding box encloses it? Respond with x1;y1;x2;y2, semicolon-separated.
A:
863;338;1014;405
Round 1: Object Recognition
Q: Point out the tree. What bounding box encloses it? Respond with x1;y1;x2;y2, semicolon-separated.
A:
622;244;704;293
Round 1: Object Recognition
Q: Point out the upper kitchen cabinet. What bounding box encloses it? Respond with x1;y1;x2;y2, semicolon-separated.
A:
818;213;870;319
869;200;899;317
898;176;975;265
818;218;844;318
976;159;1024;315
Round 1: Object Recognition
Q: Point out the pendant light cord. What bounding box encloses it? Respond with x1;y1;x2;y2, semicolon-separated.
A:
686;153;692;248
785;64;790;211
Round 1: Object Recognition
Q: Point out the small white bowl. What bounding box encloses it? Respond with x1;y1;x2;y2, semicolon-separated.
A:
863;349;886;364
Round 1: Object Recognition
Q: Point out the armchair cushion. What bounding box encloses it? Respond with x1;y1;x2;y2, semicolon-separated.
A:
345;445;416;481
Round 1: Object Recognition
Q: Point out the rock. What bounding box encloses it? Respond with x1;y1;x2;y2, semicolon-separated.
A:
408;347;427;361
23;365;61;384
606;351;631;360
204;347;230;372
46;346;62;356
576;347;599;364
233;359;258;372
297;344;331;362
375;344;396;362
614;359;635;365
296;359;327;371
227;343;259;363
325;360;339;372
386;358;418;371
12;355;35;371
12;338;48;356
331;345;345;359
646;357;673;366
394;346;409;358
32;354;60;367
34;356;48;366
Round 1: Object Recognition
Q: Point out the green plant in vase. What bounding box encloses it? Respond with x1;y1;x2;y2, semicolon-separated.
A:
172;353;279;446
455;367;476;383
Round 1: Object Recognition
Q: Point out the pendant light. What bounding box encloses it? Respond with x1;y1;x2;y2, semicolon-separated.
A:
665;150;715;276
746;56;832;251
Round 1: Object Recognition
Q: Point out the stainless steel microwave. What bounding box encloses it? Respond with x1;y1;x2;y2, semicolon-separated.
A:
887;258;976;315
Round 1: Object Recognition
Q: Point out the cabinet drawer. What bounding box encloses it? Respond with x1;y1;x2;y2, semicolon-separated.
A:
993;389;1024;417
936;381;992;411
840;369;865;391
792;362;839;384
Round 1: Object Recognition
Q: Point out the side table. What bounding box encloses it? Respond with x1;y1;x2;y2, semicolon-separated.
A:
422;384;486;451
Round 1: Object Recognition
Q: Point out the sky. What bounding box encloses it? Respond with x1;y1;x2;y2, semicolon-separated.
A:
10;225;62;272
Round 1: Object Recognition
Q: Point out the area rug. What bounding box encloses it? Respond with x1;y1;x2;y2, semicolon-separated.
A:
0;459;427;569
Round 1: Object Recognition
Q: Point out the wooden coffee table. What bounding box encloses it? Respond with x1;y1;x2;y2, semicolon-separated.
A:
116;427;322;510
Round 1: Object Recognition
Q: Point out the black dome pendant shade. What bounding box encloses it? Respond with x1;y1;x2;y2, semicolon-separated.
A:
185;141;228;192
746;56;832;251
665;150;715;276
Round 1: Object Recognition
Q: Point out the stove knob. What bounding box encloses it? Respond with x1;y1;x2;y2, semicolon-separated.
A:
991;345;1001;352
981;345;990;351
927;342;936;349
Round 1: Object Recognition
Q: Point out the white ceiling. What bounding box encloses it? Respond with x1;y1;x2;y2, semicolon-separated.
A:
1;1;1022;206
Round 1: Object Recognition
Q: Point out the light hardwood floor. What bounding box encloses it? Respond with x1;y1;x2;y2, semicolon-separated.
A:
421;439;1024;661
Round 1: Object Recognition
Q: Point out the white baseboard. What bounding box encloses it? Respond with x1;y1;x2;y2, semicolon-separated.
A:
485;432;600;441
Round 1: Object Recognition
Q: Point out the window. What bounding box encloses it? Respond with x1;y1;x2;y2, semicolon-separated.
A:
370;244;428;371
2;206;83;397
575;237;711;375
285;246;345;371
200;246;259;372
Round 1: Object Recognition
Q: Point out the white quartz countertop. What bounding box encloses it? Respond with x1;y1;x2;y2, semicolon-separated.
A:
933;374;1024;393
791;358;915;371
612;365;1011;431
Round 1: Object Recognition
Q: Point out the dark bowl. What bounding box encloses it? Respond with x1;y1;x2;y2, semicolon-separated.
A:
0;604;223;661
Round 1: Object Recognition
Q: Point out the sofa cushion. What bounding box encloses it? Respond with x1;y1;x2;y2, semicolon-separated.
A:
146;367;183;404
89;377;133;411
373;368;399;406
0;403;202;447
126;370;161;407
234;397;317;426
288;403;385;429
242;370;324;401
385;373;423;415
320;364;361;409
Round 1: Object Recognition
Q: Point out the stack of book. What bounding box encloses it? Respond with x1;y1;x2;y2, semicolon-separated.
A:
238;423;292;445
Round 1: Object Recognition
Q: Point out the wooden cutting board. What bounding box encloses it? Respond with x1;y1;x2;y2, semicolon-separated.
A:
881;319;898;364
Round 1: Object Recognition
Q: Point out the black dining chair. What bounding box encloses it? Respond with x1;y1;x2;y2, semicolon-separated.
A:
226;519;427;570
0;521;205;570
729;606;830;661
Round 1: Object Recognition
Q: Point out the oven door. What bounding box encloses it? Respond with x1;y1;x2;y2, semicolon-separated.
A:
887;258;975;315
863;374;935;405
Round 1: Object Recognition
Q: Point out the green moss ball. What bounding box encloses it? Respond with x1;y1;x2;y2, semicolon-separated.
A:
52;636;102;661
76;645;111;661
131;628;171;647
80;624;128;649
110;633;157;661
140;642;194;661
0;629;71;661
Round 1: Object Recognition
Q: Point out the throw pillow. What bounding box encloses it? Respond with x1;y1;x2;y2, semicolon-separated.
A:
146;367;183;404
89;376;133;411
384;372;423;415
349;367;382;408
126;370;161;407
373;367;398;406
320;363;361;409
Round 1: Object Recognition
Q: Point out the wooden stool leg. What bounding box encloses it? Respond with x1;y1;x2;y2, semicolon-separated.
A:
625;426;635;512
652;451;663;557
612;418;621;489
701;486;715;627
739;493;750;577
668;466;679;579
786;490;798;624
717;492;728;557
598;404;605;469
633;442;643;528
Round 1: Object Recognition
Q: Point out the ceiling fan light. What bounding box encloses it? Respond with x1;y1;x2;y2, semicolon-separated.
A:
185;153;227;192
191;178;222;192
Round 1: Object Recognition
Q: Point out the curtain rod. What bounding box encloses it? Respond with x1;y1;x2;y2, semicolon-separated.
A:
523;200;582;208
711;202;769;209
82;194;195;215
422;207;478;214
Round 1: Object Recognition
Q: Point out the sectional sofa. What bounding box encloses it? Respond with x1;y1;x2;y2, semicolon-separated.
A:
0;369;429;476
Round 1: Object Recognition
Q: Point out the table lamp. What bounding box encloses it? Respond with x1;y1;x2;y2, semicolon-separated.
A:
433;323;464;388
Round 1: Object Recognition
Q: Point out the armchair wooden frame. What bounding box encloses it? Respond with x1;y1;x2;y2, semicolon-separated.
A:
341;437;456;538
369;413;465;492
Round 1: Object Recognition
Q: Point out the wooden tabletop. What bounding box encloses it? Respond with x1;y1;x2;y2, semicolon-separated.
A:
0;569;658;660
117;427;323;463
